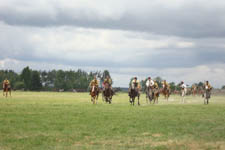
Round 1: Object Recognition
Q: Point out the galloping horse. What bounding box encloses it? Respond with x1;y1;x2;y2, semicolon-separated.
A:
204;89;211;104
102;83;114;104
90;85;99;104
3;83;11;98
191;86;197;96
146;87;154;104
129;84;140;106
161;87;170;101
153;88;160;104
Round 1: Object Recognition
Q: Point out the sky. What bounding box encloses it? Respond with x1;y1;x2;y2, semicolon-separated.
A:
0;0;225;88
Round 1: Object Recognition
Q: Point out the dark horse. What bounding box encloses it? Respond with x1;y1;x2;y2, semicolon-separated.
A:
90;85;99;104
129;84;140;106
3;84;11;98
102;83;114;104
204;89;211;104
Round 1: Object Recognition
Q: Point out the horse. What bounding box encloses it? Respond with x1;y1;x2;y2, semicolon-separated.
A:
90;85;99;104
203;89;211;104
191;86;197;96
146;86;154;104
153;88;160;104
129;86;140;106
161;87;170;101
102;83;114;104
3;84;11;98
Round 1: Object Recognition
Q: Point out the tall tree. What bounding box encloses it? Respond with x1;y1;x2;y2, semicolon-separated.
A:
21;66;32;90
30;71;42;91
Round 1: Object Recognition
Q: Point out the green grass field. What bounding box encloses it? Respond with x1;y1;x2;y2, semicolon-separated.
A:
0;91;225;150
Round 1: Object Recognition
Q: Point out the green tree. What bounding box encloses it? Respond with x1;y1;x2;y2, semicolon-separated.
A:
30;71;42;91
169;82;176;92
14;81;25;90
21;66;32;90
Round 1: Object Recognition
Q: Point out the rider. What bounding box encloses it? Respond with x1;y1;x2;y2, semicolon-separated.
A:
3;78;10;96
89;76;99;95
204;81;212;91
103;75;112;95
3;78;10;90
146;77;155;90
180;81;187;103
154;80;159;89
129;77;141;96
162;80;170;89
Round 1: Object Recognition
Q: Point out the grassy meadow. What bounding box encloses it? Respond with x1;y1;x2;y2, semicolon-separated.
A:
0;91;225;150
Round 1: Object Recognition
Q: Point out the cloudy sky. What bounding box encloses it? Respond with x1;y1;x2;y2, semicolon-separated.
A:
0;0;225;88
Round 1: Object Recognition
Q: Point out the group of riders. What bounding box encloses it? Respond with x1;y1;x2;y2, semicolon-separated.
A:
128;77;212;105
2;76;212;104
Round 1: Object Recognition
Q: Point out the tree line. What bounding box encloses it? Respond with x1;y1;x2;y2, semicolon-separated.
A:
0;67;111;91
1;67;224;91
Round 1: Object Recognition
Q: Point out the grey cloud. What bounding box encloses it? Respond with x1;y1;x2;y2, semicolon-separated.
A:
1;1;225;38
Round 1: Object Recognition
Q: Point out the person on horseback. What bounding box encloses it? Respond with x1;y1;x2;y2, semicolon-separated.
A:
3;78;10;96
204;81;212;91
203;81;212;103
146;77;154;90
129;77;141;96
89;76;99;95
162;80;170;89
103;75;113;95
180;81;187;103
145;77;155;99
154;80;159;89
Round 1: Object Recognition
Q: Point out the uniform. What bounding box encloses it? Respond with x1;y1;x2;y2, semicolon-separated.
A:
131;79;141;89
146;79;154;88
162;82;170;89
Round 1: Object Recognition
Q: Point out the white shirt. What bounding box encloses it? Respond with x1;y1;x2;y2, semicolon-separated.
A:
146;79;154;87
181;83;187;89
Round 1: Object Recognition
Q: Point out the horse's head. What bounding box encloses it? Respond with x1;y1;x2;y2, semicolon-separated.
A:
104;83;110;89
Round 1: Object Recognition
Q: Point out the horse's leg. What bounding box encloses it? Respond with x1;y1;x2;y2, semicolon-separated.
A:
138;95;140;106
6;90;8;98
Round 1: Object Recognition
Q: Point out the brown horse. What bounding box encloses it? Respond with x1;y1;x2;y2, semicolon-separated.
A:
191;86;197;96
153;88;160;104
90;85;99;104
161;87;170;101
102;83;114;104
3;84;11;98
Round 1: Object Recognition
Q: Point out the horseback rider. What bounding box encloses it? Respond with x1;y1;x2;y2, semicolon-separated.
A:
89;76;99;95
203;81;212;97
154;80;159;89
162;80;170;89
3;78;10;90
146;77;154;90
180;81;187;103
3;78;10;96
129;77;141;96
103;75;112;95
204;81;212;91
